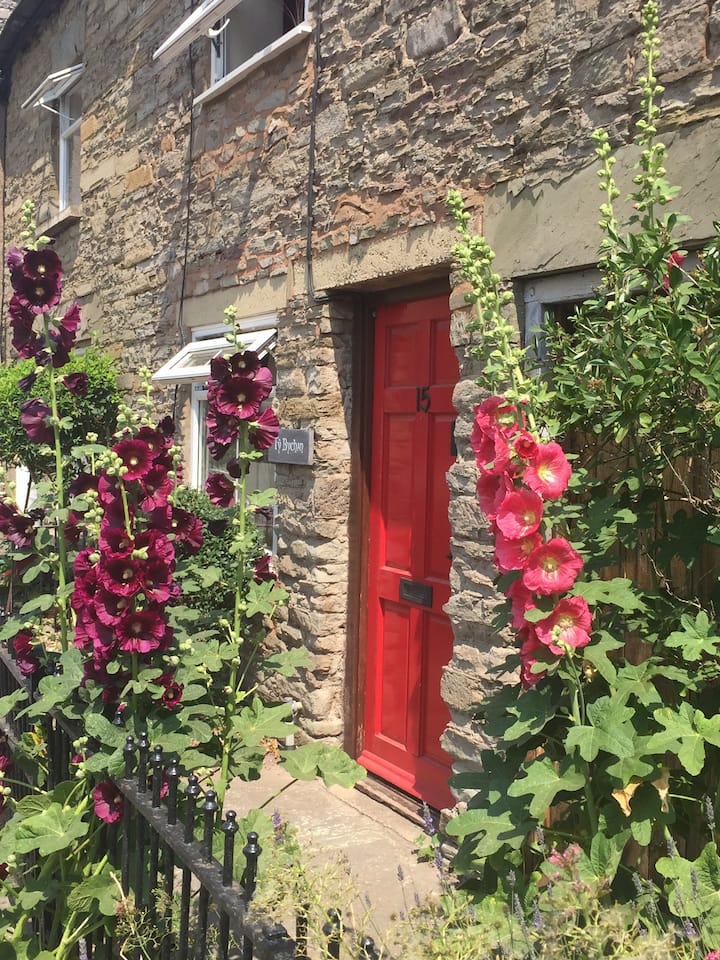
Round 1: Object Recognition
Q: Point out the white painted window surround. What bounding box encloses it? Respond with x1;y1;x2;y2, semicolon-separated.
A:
521;269;602;348
153;0;311;108
21;65;84;214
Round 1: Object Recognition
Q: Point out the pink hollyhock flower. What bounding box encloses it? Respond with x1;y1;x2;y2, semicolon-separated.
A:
476;472;513;521
250;407;280;450
506;579;537;630
471;428;511;475
20;398;53;445
206;472;235;508
522;538;584;595
494;530;541;574
473;396;520;437
703;952;720;960
93;782;124;823
663;250;686;292
496;488;543;540
513;431;538;461
524;442;572;500
535;596;593;655
519;628;550;689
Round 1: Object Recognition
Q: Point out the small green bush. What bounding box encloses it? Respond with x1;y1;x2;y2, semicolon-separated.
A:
0;348;122;481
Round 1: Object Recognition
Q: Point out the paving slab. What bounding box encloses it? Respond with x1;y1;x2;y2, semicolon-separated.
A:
224;757;444;942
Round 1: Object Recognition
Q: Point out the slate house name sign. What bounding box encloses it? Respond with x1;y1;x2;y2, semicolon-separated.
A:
268;428;314;465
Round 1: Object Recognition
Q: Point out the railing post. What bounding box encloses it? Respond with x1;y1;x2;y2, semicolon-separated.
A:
219;810;239;960
136;731;150;793
359;936;380;960
121;736;135;894
322;909;342;960
178;775;201;960
242;831;262;960
296;904;309;960
160;756;181;960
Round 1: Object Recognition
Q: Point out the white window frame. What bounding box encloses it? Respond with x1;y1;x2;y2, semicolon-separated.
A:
522;269;601;353
153;0;311;107
21;64;84;214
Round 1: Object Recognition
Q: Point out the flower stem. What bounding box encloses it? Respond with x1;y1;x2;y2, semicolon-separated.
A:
44;319;69;651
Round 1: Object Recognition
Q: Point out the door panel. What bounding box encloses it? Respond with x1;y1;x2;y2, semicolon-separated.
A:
359;296;458;810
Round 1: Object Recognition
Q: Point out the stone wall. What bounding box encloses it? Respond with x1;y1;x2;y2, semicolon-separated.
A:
2;0;720;790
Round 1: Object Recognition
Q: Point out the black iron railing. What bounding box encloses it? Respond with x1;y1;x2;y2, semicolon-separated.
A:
0;646;383;960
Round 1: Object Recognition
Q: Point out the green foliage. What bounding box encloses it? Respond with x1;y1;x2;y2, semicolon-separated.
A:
0;348;121;482
446;0;720;944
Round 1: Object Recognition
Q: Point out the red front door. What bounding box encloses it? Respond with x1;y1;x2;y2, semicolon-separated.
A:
359;296;458;810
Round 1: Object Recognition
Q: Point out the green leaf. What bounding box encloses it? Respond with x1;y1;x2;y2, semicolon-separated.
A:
646;702;719;776
18;593;55;615
657;843;720;946
67;868;122;916
581;633;624;685
507;755;586;817
231;698;294;747
245;579;289;618
664;611;720;661
15;802;89;855
572;578;646;613
316;747;367;788
260;646;312;678
279;743;324;781
445;803;536;858
589;831;627;882
484;685;558;746
84;712;128;750
20;646;83;719
565;697;635;762
0;687;28;718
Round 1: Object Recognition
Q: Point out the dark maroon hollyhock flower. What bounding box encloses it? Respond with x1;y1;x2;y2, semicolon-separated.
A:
249;407;280;451
205;406;239;446
116;607;167;654
14;271;62;315
206;472;235;508
207;516;230;536
82;658;126;692
144;560;177;604
62;372;89;396
70;472;100;497
213;374;268;420
209;355;231;382
226;457;248;478
0;502;35;548
11;629;40;676
113;438;155;481
0;863;8;881
93;782;123;824
229;350;261;376
156;416;175;444
22;248;63;280
59;302;80;335
153;672;184;710
18;371;38;392
71;566;99;614
135;426;166;459
73;547;96;579
6;246;24;271
20;398;53;445
253;553;276;584
151;507;202;553
139;466;174;511
9;296;43;359
63;510;83;544
99;556;145;598
97;474;121;508
99;526;134;556
135;528;175;568
93;587;131;627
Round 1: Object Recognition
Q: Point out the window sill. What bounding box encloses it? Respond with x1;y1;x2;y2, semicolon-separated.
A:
40;205;82;238
193;21;313;108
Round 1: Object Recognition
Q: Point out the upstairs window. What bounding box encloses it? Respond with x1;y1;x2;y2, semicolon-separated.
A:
154;0;311;106
521;269;601;359
21;65;84;215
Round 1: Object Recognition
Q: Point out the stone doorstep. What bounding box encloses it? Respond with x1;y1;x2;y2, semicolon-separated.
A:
223;755;445;941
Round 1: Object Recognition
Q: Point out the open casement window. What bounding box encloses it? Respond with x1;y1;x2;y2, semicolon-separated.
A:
21;65;84;214
521;269;601;359
151;321;278;550
153;0;311;106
